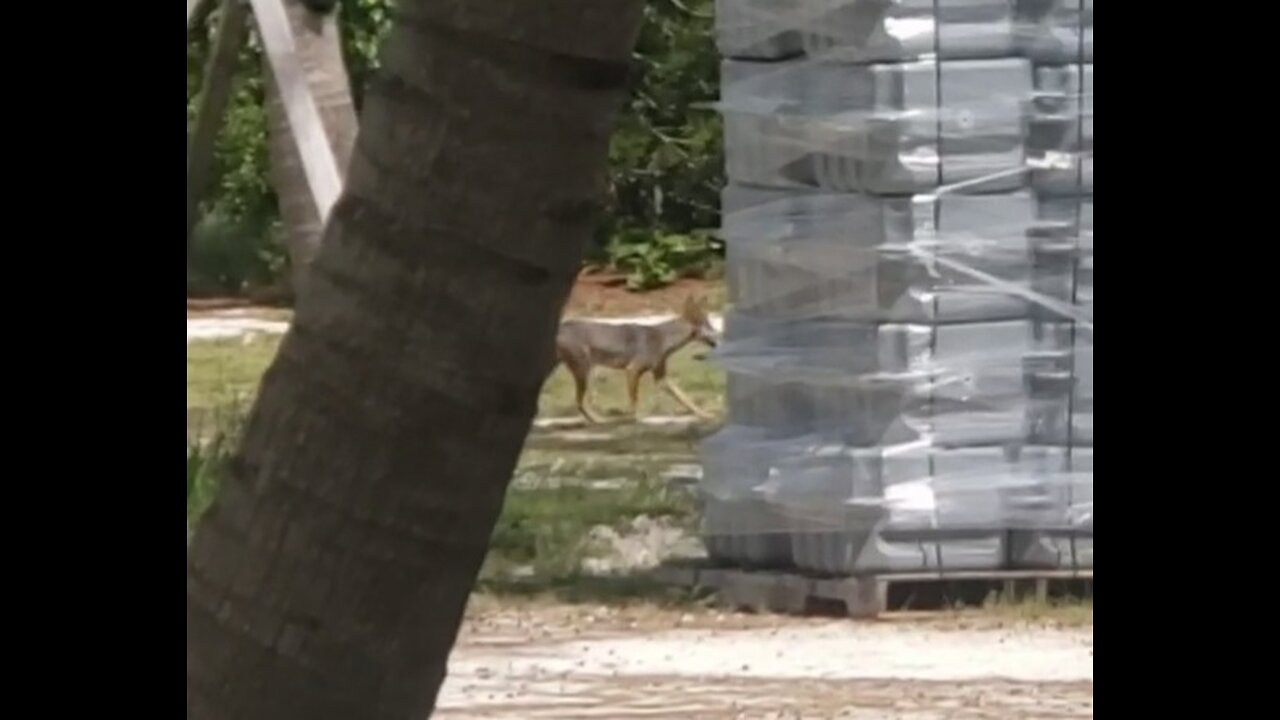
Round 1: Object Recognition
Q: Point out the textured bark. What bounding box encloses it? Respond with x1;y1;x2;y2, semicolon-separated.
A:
186;1;646;718
262;0;359;295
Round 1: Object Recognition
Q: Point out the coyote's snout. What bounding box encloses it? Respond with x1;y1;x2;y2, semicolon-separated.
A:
553;296;719;424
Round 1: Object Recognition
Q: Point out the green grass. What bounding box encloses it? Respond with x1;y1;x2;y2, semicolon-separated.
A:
187;422;240;532
186;335;281;440
186;332;716;595
183;395;704;603
187;210;288;296
483;481;696;579
541;346;725;419
908;586;1093;627
186;335;726;434
477;476;704;606
185;331;1093;620
981;594;1094;627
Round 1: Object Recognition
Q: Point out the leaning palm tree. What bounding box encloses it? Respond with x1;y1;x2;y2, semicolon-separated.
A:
186;1;647;718
261;0;358;295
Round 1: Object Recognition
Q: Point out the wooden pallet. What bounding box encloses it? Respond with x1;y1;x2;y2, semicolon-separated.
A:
651;564;1093;618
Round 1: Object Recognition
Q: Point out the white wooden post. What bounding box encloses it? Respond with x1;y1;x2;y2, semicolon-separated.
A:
248;0;344;224
188;0;206;29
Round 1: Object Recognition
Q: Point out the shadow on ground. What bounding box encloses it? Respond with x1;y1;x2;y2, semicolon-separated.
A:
475;572;712;607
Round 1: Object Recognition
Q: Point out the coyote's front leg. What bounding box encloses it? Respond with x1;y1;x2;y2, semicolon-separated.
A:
654;363;712;420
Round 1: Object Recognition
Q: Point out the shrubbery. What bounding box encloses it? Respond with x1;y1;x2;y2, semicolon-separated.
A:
186;0;723;295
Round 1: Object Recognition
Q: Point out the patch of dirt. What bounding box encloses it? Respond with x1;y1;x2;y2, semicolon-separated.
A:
186;302;293;323
437;675;1093;719
562;272;723;317
187;315;289;342
187;274;723;320
442;602;1093;718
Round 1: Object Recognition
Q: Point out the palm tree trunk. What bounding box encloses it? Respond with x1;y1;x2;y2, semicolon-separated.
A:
186;1;646;718
261;0;359;297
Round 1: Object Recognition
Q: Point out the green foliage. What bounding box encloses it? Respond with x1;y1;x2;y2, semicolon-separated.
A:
339;0;395;108
598;0;723;285
188;210;289;295
185;338;715;576
604;0;722;238
187;1;277;298
187;0;723;293
606;229;720;291
188;5;273;224
187;415;242;528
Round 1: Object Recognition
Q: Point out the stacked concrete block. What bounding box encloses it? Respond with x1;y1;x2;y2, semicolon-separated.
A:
700;0;1094;573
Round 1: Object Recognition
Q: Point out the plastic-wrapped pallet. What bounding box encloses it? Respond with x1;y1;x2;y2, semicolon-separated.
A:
715;0;806;60
1018;0;1092;63
715;0;1093;63
702;0;1093;574
721;57;1034;193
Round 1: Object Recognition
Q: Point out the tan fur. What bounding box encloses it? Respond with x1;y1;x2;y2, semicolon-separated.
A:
552;296;719;423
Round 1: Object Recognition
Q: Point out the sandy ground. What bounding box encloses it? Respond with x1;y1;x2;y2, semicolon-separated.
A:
437;604;1093;719
186;309;724;343
187;309;290;342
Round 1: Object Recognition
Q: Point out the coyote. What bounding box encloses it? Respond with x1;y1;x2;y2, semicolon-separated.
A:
554;296;720;423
